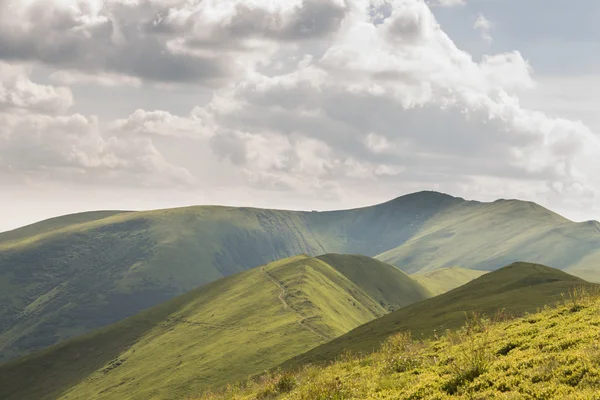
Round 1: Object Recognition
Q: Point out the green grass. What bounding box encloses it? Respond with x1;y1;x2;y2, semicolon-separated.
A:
412;267;488;296
3;190;600;362
197;286;600;400
0;254;429;400
281;263;594;369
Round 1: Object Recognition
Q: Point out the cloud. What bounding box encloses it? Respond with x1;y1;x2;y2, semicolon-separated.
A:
49;70;143;87
0;64;192;186
0;62;73;113
110;108;215;139
161;0;597;212
430;0;466;7
474;13;493;43
0;0;350;85
1;0;600;221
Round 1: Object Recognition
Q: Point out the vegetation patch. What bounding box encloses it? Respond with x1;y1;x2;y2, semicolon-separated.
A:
197;287;600;399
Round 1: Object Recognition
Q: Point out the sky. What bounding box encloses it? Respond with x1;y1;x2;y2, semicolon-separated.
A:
1;0;600;232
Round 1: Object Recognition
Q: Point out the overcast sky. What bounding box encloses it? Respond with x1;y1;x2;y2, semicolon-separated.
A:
1;0;600;232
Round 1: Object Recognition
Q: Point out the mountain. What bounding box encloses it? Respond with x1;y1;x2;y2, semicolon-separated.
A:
375;199;600;279
281;263;592;368
412;267;488;295
3;190;600;361
0;192;458;362
0;254;430;400
198;282;600;400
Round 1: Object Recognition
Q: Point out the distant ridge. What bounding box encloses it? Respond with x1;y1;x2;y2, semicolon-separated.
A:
3;190;600;361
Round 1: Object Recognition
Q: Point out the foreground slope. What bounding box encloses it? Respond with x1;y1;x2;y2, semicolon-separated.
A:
412;267;488;296
0;254;429;400
4;191;600;361
283;263;591;368
200;286;600;399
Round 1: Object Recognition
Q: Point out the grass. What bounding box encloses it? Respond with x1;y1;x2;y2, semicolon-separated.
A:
3;190;600;362
195;285;600;400
412;267;488;296
280;262;594;369
0;254;429;400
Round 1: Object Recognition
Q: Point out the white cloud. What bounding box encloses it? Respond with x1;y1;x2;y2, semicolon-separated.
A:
0;64;193;187
431;0;466;7
474;13;493;43
1;0;600;226
49;70;143;88
0;62;73;113
110;108;215;139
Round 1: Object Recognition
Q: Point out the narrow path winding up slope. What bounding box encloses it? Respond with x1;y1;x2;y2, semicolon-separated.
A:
261;266;328;341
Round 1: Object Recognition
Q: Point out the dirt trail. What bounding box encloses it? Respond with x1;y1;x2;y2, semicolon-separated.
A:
261;266;328;341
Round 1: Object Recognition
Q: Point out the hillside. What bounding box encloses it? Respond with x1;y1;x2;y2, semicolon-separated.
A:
0;254;430;400
0;191;459;362
412;267;488;296
3;190;600;361
282;263;592;368
198;284;600;399
376;199;600;279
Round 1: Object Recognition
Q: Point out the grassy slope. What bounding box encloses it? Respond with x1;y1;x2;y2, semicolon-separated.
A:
282;263;592;369
200;286;600;400
412;267;488;296
4;191;600;361
0;192;458;362
0;254;430;400
0;211;128;245
377;199;600;277
316;254;433;310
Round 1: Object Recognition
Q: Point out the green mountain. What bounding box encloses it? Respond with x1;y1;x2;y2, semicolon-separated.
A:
375;199;600;279
282;263;592;369
0;254;430;400
3;191;600;361
199;284;600;400
0;192;458;362
412;267;488;296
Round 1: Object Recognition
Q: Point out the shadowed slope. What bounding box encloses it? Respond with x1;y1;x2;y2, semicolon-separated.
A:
0;254;429;400
282;263;592;369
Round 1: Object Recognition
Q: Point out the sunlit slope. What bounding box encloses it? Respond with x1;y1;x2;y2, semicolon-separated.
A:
0;192;458;361
283;263;591;368
0;254;430;400
377;199;600;278
412;267;488;295
198;289;600;400
317;253;433;309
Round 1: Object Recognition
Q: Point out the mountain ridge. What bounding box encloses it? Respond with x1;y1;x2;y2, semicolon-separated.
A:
0;254;430;400
2;190;600;362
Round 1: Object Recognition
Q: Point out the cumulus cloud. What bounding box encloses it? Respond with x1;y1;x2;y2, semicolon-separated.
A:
1;0;600;221
0;62;73;113
0;64;192;186
110;108;215;139
0;0;350;85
